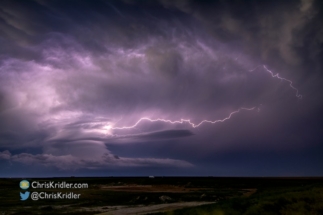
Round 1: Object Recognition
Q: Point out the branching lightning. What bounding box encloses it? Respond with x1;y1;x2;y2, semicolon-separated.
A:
103;64;301;132
111;107;257;130
250;65;302;99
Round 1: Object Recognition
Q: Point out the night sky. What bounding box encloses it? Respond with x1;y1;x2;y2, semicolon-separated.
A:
0;0;322;177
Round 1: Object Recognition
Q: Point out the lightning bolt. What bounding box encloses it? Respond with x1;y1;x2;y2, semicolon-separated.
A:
251;65;302;99
106;65;301;132
112;107;257;130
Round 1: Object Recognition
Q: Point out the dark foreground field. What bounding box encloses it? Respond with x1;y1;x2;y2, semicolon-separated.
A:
0;177;322;215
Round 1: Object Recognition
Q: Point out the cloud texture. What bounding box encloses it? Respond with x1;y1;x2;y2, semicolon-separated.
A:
0;0;322;176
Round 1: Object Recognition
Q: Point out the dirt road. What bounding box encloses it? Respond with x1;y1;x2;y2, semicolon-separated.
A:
95;201;216;215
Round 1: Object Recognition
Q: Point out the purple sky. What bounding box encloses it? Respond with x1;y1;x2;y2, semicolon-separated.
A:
0;0;323;177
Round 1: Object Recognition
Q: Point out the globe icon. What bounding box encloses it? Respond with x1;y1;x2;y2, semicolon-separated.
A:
20;180;30;189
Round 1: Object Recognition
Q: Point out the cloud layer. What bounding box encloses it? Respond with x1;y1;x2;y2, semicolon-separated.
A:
0;0;322;176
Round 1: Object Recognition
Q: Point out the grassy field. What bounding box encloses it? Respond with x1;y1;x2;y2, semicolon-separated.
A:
0;177;322;214
150;178;323;215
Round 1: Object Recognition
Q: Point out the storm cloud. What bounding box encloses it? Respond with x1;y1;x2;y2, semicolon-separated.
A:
0;0;322;176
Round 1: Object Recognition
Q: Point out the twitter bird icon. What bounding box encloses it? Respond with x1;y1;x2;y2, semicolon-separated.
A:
20;191;30;201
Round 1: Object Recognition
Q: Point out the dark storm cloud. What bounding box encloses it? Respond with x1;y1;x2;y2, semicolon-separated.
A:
160;0;323;73
45;129;193;146
132;129;194;140
0;149;193;170
0;0;322;175
104;129;194;145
